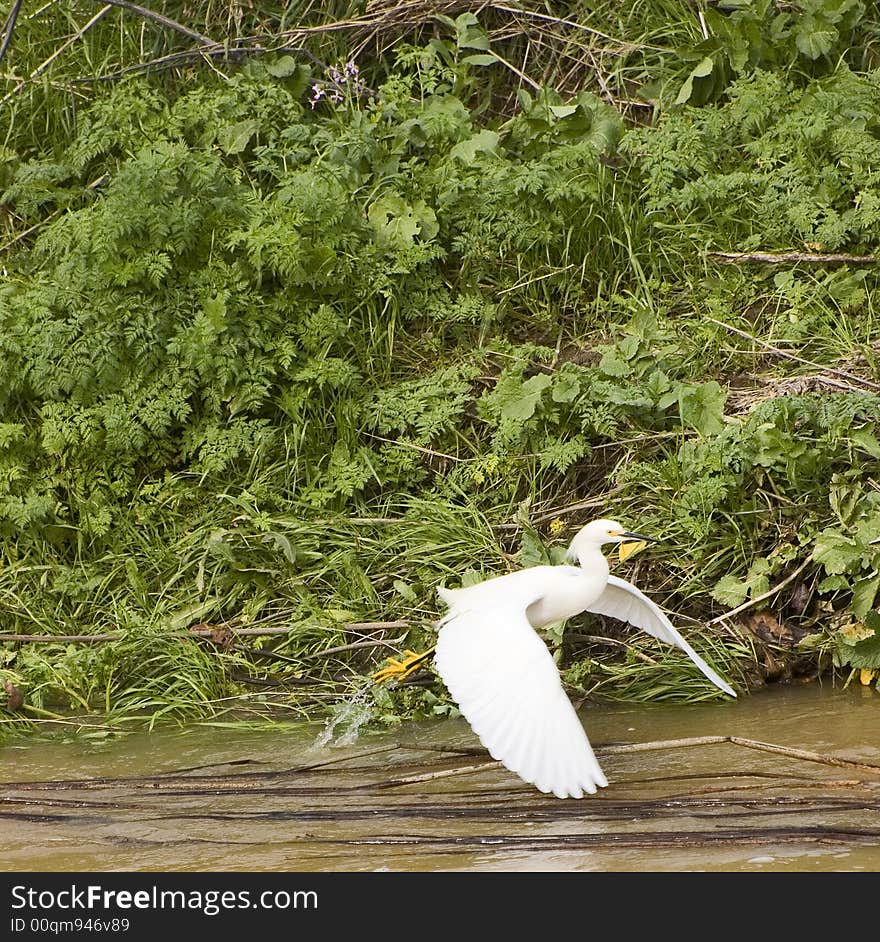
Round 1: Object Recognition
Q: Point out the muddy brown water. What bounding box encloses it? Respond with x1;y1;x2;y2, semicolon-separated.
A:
2;682;879;872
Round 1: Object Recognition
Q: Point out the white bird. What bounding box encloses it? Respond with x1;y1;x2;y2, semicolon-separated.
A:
433;518;736;799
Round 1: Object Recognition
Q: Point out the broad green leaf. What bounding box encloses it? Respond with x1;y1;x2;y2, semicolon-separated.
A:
501;373;552;420
839;628;880;670
678;381;726;437
551;372;580;403
368;194;438;249
852;574;880;619
265;55;301;78
711;557;770;607
675;56;714;106
812;529;862;575
217;119;260;155
850;427;880;458
449;129;499;164
818;574;850;593
461;53;497;67
519;529;549;567
393;579;417;603
712;574;750;608
455;12;490;50
598;350;631;378
794;18;837;59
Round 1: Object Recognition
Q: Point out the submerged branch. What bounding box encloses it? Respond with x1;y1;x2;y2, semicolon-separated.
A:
601;735;880;775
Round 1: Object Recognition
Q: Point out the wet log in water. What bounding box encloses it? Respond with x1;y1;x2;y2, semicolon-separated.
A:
2;735;879;868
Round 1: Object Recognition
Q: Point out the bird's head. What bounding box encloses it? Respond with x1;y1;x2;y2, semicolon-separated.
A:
566;519;658;561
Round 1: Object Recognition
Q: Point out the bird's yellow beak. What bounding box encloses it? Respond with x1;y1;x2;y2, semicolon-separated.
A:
617;531;657;563
618;540;648;563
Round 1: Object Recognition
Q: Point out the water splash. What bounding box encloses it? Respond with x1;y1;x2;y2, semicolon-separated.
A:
313;684;375;748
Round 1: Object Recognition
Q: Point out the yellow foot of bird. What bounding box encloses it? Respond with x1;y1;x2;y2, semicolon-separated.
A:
371;647;435;685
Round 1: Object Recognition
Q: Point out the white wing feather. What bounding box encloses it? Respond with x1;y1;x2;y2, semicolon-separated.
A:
434;604;607;799
587;575;736;697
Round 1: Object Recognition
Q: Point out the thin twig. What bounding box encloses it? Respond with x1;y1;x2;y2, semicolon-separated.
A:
489;2;652;50
298;637;407;660
96;0;215;45
707;558;812;626
497;263;577;295
363;431;466;463
705;315;880;392
0;0;24;66
486;49;541;90
0;4;113;105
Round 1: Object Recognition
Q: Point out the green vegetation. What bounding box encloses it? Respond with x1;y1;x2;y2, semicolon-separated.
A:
1;1;879;739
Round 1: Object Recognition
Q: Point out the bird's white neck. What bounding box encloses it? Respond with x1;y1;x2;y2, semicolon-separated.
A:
574;544;609;579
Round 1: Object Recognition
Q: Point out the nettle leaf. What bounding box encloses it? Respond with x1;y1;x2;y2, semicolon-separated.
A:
838;626;880;670
551;372;580;404
461;53;498;67
794;17;837;59
598;349;631;378
454;12;490;51
678;381;726;437
501;373;552;421
265;55;301;78
519;528;549;568
368;194;439;249
711;557;771;608
850;427;880;459
675;56;715;106
818;574;850;593
218;119;260;155
449;129;499;164
852;574;880;620
812;529;862;575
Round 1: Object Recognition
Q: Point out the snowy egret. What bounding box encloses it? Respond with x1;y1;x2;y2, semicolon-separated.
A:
376;518;736;799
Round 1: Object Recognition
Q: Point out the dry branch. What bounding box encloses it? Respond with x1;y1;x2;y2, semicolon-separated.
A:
710;250;877;265
707;558;813;626
706;316;880;392
0;4;113;105
0;620;413;644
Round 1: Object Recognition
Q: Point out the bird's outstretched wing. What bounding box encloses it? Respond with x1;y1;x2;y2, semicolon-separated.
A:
434;602;608;799
586;575;737;697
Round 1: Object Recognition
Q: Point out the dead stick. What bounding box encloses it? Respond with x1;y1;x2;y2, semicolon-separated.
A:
705;315;880;391
95;0;215;45
0;621;413;644
710;250;876;265
299;638;406;660
0;4;113;104
707;558;812;625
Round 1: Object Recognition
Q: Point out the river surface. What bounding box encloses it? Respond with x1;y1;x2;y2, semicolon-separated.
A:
2;681;878;872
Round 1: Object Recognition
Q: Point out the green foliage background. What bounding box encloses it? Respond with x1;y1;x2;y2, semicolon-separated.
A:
1;1;879;736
